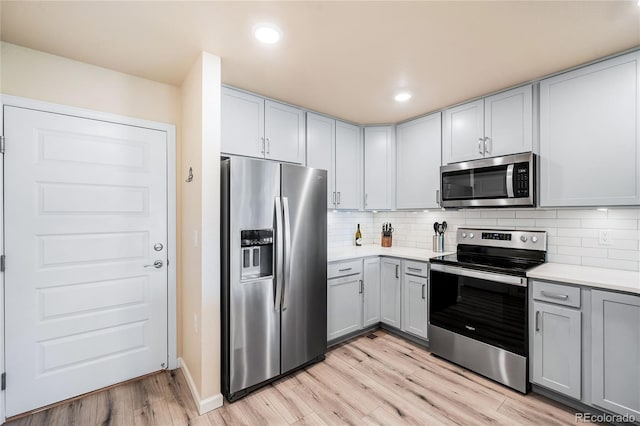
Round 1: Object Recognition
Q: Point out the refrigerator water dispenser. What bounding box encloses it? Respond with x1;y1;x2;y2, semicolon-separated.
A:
240;229;273;280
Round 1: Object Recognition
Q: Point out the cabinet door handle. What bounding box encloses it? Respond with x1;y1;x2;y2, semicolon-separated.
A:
337;192;341;205
266;137;270;154
332;192;336;205
421;284;426;299
541;290;569;300
395;265;399;279
364;193;368;208
484;137;491;154
535;310;541;332
436;189;440;207
338;267;352;272
478;138;484;154
359;279;363;294
408;267;422;272
260;137;265;154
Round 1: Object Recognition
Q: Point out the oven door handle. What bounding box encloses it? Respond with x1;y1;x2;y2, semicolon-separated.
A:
430;263;527;287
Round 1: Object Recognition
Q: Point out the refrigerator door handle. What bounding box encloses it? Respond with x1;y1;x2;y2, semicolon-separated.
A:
282;196;292;311
274;196;284;311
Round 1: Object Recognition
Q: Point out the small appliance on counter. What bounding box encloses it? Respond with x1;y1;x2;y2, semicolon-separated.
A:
432;221;447;252
429;227;547;393
381;223;393;247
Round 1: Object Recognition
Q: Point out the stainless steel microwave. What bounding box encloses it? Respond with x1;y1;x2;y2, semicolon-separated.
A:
440;152;536;208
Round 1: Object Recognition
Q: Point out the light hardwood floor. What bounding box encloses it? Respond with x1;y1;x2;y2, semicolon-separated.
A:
7;330;586;426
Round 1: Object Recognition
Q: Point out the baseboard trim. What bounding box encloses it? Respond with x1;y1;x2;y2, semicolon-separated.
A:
178;358;224;415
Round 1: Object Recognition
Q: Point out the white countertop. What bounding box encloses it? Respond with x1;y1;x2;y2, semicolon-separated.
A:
330;246;640;296
527;263;640;295
328;245;454;263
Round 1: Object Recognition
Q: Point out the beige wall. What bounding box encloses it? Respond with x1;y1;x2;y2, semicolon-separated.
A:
0;42;180;124
180;51;222;409
180;53;205;393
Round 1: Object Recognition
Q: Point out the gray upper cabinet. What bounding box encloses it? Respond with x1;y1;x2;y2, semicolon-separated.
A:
540;51;640;207
306;113;335;209
364;126;395;210
221;87;305;164
307;114;361;210
265;100;305;164
221;88;265;158
396;113;442;209
335;121;362;210
380;258;401;328
532;300;582;400
591;290;640;418
443;85;532;164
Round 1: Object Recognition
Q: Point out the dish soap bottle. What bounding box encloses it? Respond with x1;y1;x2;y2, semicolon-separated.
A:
355;224;362;246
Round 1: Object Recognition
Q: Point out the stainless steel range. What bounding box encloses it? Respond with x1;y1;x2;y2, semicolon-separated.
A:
429;228;547;393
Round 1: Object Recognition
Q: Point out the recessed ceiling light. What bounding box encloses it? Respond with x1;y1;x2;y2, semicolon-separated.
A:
254;24;282;44
394;92;412;102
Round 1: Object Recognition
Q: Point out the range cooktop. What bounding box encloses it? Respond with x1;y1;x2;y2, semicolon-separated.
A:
430;228;547;277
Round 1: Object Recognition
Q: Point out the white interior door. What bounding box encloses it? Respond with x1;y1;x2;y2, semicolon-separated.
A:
4;106;168;416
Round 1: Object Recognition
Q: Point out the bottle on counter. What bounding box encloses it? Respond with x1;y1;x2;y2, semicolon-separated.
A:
355;224;362;246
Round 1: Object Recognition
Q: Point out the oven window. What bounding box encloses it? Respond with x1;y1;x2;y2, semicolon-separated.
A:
429;269;527;356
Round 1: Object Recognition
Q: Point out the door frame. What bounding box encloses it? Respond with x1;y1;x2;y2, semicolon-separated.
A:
0;94;178;422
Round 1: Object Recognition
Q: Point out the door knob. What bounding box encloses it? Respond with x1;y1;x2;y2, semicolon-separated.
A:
144;260;164;269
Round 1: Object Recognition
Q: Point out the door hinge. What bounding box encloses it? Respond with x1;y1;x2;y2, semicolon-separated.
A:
0;136;5;154
2;373;6;390
0;255;5;272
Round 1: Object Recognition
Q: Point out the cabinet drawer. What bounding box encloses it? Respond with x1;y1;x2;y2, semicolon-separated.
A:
328;259;363;279
532;280;581;308
404;260;429;277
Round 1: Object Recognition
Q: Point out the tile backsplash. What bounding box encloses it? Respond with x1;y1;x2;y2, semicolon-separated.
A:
328;208;640;271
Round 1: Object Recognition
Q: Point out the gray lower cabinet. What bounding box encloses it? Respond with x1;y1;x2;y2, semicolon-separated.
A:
591;290;640;418
327;273;363;341
380;258;401;327
401;273;428;339
532;300;582;399
401;260;429;339
363;257;381;327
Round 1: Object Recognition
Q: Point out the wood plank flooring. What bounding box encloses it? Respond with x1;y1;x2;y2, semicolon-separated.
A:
7;331;587;426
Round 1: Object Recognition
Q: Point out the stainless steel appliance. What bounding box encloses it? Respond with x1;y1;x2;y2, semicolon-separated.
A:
221;157;327;401
440;152;536;208
429;228;547;393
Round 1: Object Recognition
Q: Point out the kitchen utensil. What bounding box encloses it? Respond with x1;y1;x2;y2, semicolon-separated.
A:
441;221;447;234
433;222;439;235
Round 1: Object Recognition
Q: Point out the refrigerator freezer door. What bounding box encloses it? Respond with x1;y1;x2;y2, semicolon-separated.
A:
227;158;281;395
280;164;328;373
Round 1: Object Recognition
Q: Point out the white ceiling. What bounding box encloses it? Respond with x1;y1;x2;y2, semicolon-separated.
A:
1;1;639;124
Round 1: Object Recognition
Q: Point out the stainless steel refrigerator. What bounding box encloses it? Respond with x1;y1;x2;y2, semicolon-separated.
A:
221;157;327;401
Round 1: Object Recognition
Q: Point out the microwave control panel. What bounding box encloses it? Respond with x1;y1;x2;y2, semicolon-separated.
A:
514;162;529;197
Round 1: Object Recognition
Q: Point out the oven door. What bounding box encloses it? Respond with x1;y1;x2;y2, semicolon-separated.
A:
429;263;528;356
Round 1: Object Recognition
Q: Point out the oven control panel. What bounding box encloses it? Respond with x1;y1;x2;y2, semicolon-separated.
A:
458;228;547;250
481;232;512;241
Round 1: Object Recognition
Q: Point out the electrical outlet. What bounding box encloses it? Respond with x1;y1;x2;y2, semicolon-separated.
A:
193;313;199;334
599;230;612;246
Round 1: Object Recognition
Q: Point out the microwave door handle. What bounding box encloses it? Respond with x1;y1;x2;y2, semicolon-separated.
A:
506;164;515;198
